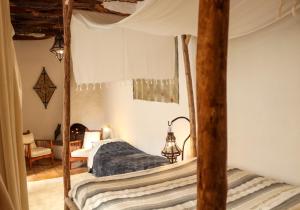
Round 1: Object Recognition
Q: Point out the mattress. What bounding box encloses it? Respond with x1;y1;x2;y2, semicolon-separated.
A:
69;158;300;210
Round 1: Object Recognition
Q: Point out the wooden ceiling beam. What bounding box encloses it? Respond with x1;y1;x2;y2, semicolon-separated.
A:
12;18;59;25
100;0;142;2
11;12;62;18
14;25;61;32
10;0;139;40
13;34;53;40
94;3;129;16
10;2;60;10
14;25;61;37
10;6;61;13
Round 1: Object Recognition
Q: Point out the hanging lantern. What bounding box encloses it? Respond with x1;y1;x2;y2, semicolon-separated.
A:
50;33;64;62
161;126;182;163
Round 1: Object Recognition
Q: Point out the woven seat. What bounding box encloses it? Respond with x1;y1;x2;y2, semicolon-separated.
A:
31;147;52;158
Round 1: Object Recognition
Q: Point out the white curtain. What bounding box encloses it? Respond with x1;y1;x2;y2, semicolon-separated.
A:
229;0;300;39
75;0;300;38
0;175;14;210
71;0;299;85
74;0;198;36
0;0;29;210
71;11;176;85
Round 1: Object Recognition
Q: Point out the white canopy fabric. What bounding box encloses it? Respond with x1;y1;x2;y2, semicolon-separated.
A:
71;13;176;85
71;0;299;85
229;0;300;39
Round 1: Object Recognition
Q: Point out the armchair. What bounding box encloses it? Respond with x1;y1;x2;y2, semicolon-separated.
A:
69;129;102;169
23;130;54;169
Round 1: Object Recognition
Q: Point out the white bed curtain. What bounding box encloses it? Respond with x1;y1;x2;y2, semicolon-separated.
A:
0;0;29;210
71;0;299;86
71;11;176;85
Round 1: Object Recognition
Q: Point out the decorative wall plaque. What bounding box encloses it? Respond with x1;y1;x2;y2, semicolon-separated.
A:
33;67;56;109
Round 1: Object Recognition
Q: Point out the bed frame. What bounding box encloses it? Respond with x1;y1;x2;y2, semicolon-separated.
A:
65;198;79;210
62;0;229;209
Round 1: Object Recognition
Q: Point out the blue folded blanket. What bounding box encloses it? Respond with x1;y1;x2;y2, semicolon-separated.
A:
92;141;169;177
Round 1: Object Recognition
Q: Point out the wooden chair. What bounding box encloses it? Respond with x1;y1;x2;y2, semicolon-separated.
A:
69;129;102;169
22;130;54;169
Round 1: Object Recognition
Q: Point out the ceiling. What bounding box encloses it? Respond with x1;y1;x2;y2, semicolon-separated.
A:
10;0;142;40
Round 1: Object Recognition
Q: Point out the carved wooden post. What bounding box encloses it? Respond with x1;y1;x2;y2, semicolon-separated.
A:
181;34;197;157
196;0;230;209
62;0;73;209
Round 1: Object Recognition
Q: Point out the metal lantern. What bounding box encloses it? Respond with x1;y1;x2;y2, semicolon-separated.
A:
161;127;182;163
50;33;64;62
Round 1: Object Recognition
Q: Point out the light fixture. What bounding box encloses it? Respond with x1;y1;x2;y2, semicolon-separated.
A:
50;33;64;62
161;116;190;163
161;126;182;163
50;1;64;63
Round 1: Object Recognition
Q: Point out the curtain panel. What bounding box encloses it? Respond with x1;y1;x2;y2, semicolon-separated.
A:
0;0;29;209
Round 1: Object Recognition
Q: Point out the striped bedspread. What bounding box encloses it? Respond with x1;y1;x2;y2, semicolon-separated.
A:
69;158;300;210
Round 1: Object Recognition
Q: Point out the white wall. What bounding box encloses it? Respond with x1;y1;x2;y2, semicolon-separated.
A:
15;38;105;139
227;14;300;184
15;39;64;139
70;77;105;129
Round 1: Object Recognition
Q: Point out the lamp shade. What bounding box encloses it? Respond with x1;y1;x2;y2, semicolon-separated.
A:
161;129;181;163
102;126;112;139
50;33;64;62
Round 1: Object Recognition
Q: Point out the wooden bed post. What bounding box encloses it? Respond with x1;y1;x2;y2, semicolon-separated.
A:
62;0;73;209
196;0;230;209
181;35;197;157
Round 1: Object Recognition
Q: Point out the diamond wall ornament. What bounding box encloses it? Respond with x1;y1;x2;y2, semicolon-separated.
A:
33;67;57;109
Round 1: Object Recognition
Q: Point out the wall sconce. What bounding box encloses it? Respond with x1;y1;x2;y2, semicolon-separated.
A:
161;116;190;163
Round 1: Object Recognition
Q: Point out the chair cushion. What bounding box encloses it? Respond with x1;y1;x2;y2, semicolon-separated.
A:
71;148;91;158
22;132;37;149
31;147;52;158
83;131;101;150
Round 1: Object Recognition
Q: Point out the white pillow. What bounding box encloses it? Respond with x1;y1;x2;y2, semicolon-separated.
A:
83;131;101;150
22;133;37;149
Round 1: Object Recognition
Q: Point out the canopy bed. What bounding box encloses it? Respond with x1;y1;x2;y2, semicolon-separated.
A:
61;0;300;210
